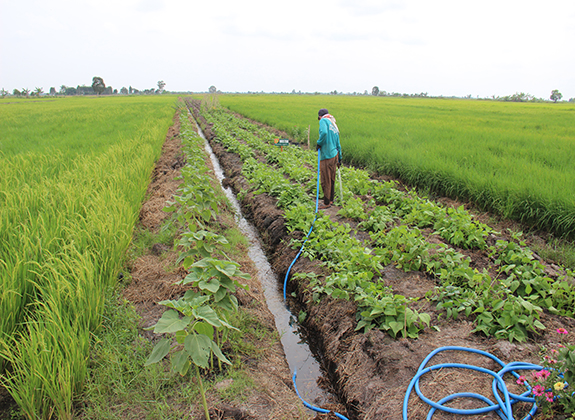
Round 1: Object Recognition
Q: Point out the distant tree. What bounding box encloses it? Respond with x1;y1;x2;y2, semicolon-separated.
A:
1;88;8;97
60;85;67;95
21;88;30;98
92;76;106;95
500;92;535;102
49;87;56;96
13;89;21;96
372;86;379;96
120;87;128;95
550;89;562;103
34;87;43;96
209;85;217;94
157;80;166;93
65;86;77;95
113;89;118;94
77;85;94;95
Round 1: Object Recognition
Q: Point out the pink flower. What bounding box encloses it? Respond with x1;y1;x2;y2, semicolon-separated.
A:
540;370;551;380
531;371;540;381
533;385;545;396
516;375;527;385
557;328;568;335
545;391;554;402
550;349;558;354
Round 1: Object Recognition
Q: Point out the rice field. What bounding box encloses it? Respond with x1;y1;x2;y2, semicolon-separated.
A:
0;95;177;419
218;94;575;237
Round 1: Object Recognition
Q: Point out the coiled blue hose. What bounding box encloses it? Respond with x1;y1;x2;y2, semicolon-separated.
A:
403;346;542;420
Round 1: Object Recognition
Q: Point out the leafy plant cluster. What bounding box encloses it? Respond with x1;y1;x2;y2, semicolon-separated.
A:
336;169;575;341
145;113;250;420
195;104;575;343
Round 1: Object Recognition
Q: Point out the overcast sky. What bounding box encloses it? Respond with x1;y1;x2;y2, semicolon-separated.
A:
1;0;574;99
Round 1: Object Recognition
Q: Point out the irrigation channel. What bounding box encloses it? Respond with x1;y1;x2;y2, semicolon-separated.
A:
195;117;337;408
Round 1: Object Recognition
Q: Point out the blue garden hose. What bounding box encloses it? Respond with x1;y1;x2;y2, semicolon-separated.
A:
293;370;349;420
282;149;321;301
403;346;543;420
283;150;351;420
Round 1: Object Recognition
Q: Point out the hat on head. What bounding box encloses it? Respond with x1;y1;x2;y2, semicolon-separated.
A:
318;108;329;117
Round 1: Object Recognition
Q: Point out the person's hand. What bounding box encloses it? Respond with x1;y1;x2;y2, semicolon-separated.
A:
338;160;341;167
316;145;320;151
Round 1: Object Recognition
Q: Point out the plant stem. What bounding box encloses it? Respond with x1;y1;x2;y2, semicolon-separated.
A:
195;365;210;420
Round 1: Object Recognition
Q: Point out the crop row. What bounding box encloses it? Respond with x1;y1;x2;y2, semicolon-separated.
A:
145;110;250;420
219;94;575;239
196;102;575;343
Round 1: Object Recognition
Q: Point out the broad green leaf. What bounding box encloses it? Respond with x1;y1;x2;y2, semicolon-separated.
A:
175;330;187;345
153;310;192;333
492;299;504;311
214;261;240;277
145;338;171;366
171;349;191;375
210;341;232;365
182;271;202;285
194;305;222;327
193;321;214;337
389;321;404;335
418;313;431;327
183;289;201;301
185;334;211;368
213;287;227;302
191;258;212;269
215;295;235;312
533;320;546;330
198;278;220;293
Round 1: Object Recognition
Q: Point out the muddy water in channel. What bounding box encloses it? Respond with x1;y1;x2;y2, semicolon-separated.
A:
196;123;332;406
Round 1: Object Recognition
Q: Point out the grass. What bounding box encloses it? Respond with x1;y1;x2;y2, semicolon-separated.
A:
79;290;193;420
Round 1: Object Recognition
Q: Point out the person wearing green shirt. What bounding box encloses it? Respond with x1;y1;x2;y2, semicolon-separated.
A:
316;108;342;209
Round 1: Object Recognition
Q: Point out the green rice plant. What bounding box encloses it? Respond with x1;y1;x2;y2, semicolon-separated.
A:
0;96;176;419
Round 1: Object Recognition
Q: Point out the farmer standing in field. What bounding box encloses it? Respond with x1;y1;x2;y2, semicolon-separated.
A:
316;108;342;209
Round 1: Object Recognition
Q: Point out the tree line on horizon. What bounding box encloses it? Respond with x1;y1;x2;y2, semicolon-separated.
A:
0;77;167;98
369;86;572;103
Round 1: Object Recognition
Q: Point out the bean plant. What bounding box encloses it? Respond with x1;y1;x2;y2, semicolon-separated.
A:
194;101;575;343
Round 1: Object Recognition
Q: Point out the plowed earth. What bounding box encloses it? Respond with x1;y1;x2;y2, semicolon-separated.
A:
190;100;575;420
